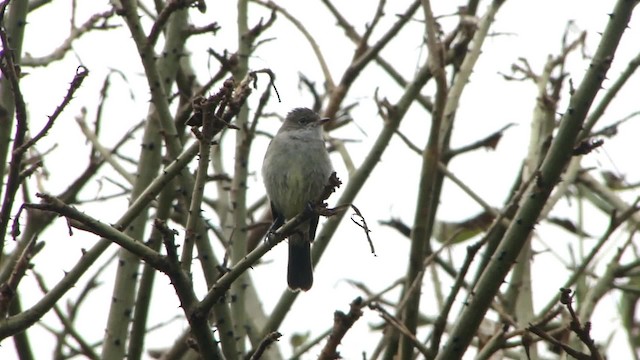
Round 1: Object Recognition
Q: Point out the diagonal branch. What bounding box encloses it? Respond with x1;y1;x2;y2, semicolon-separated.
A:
436;1;638;357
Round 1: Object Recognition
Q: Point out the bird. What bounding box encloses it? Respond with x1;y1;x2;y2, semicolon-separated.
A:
261;108;333;291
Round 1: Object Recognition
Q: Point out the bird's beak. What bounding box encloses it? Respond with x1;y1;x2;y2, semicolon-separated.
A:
318;117;331;125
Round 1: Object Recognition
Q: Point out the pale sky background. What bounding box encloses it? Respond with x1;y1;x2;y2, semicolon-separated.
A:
3;0;640;359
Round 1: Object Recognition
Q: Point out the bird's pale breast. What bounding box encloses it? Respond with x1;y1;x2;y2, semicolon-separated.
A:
262;133;332;219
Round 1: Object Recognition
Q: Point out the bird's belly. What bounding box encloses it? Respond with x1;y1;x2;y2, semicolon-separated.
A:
272;167;317;218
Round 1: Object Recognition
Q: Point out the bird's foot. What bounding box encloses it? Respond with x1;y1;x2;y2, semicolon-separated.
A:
265;214;285;244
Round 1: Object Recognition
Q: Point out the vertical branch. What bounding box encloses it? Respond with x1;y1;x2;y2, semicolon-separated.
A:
180;97;216;274
439;0;505;148
102;1;189;358
127;186;175;360
228;0;252;353
404;2;506;357
398;1;447;359
153;220;222;360
0;0;27;203
505;50;557;360
0;0;28;257
98;107;160;359
504;40;574;358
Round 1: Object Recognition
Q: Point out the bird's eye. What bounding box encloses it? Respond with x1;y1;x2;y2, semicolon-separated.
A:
298;117;312;125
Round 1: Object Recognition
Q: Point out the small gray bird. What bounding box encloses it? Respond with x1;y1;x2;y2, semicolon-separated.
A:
262;108;333;291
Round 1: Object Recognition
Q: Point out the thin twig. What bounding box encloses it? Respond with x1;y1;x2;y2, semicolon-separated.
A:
318;297;365;360
370;302;432;358
147;0;195;47
22;10;116;66
251;0;335;90
250;331;282;360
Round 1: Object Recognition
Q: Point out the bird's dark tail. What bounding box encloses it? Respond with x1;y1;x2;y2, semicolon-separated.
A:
287;233;313;291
